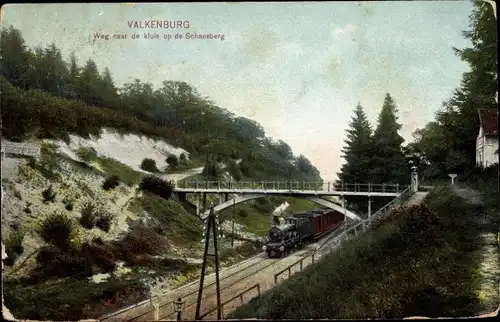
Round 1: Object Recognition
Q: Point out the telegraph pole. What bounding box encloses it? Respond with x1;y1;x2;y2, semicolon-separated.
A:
231;198;235;248
195;205;222;320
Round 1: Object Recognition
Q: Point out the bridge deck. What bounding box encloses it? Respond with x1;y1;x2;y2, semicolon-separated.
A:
175;181;407;197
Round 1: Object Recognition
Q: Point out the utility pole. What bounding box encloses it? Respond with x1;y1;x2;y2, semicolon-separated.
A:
195;206;222;320
231;198;235;248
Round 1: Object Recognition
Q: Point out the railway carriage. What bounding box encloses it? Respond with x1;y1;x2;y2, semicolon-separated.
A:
262;208;345;258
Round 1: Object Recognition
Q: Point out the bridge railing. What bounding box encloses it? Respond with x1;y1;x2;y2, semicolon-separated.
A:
176;180;406;193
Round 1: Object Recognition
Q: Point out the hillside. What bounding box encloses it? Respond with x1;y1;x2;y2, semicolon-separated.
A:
0;26;327;321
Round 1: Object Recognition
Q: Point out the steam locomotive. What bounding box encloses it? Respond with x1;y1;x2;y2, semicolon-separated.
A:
262;208;345;258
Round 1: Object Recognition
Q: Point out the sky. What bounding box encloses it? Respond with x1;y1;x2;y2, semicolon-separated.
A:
1;1;477;181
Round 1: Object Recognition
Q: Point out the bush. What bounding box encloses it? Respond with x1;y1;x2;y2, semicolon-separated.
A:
114;223;170;265
179;153;187;164
62;196;75;212
238;209;248;218
34;245;94;280
3;228;25;266
42;185;57;203
76;146;98;163
227;160;242;181
80;202;98;229
102;174;120;190
38;212;76;249
138;175;174;200
95;211;115;232
140;158;159;173
166;154;179;167
80;201;115;231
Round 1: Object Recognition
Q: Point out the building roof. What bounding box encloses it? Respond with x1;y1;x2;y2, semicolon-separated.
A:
478;108;498;137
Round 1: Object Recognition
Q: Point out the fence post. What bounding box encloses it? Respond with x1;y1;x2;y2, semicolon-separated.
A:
240;294;244;305
396;183;399;193
288;267;291;279
274;274;278;284
382;184;385;193
312;253;315;263
257;283;261;296
150;297;159;321
300;259;303;271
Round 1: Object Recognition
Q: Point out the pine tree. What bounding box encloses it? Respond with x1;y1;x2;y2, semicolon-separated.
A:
370;94;408;184
338;103;373;184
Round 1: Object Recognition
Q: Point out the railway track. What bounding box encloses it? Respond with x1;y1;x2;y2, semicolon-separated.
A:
101;223;350;322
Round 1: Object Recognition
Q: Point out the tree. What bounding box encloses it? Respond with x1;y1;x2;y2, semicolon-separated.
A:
370;94;408;184
411;1;497;177
166;154;179;167
338;103;374;183
140;158;159;173
0;26;32;89
202;158;222;180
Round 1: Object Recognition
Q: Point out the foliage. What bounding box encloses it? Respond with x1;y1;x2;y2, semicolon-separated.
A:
95;211;115;232
337;103;375;209
42;185;57;203
3;228;25;266
62;196;75;211
80;201;99;229
140;158;160;173
132;193;203;245
202;158;223;180
0;25;322;183
166;154;179;167
3;276;148;321
229;186;483;319
226;159;242;181
102;174;120;190
38;212;77;249
179;153;187;163
410;2;497;178
76;146;98;163
370;94;408;185
79;201;115;232
138;175;175;200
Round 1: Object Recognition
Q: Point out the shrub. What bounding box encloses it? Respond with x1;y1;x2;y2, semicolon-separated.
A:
102;174;120;190
42;185;57;203
62;196;75;212
140;158;159;173
138;175;175;200
227;160;242;181
179;153;187;164
76;146;98;163
34;246;94;280
80;241;117;272
38;212;76;249
95;211;115;232
166;154;179;167
114;223;170;265
4;228;25;266
23;202;32;214
238;209;248;218
80;201;98;229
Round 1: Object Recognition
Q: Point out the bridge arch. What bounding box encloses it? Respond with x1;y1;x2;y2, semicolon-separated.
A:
200;193;362;221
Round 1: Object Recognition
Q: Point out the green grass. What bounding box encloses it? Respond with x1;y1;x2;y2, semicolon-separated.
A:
3;274;148;321
165;155;205;174
229;185;485;319
128;193;204;248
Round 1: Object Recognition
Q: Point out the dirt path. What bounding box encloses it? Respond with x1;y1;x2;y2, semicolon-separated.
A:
404;191;429;207
452;185;499;316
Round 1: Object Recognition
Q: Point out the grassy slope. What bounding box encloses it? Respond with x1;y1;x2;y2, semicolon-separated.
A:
229;185;488;319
